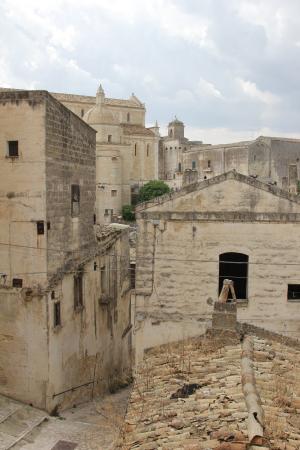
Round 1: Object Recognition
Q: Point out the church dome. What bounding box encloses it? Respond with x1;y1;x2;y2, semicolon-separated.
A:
83;106;116;125
83;83;116;125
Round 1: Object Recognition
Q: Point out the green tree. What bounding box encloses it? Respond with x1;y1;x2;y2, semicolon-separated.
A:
138;180;170;203
122;204;135;221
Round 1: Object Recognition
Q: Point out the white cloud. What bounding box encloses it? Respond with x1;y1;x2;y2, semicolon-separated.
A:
185;126;300;145
196;78;223;99
237;78;280;105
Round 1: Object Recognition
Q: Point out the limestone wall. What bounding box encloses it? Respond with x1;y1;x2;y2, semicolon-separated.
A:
134;174;300;358
0;91;48;287
46;229;132;412
45;93;96;277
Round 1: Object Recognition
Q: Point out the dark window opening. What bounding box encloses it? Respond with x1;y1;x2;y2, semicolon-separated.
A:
288;284;300;301
51;290;55;299
71;184;80;217
37;221;44;235
219;252;248;300
74;272;83;309
147;144;150;157
134;143;137;156
93;213;96;224
47;221;51;230
127;112;130;122
108;134;112;143
192;160;196;169
208;160;211;168
8;141;19;157
111;189;117;197
101;266;106;293
81;109;84;117
12;278;23;288
130;263;136;289
54;302;61;327
178;162;182;172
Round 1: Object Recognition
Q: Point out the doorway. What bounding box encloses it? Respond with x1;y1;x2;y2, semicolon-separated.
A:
219;252;248;300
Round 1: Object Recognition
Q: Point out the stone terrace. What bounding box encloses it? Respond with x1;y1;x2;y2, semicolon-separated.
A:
253;337;300;450
119;335;249;450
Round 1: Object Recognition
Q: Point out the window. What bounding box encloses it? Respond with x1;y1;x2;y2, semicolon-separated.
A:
8;141;18;157
71;184;80;217
219;253;248;301
130;263;136;289
108;134;112;143
134;143;137;156
127;112;130;122
111;189;117;197
178;162;182;172
51;290;56;299
74;272;83;309
12;278;23;288
37;221;44;235
101;266;106;293
192;160;196;169
81;109;84;117
169;129;173;137
208;160;211;168
147;144;150;157
54;302;61;327
288;284;300;301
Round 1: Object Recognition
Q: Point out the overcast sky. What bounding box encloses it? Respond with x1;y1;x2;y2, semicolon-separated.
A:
1;0;300;143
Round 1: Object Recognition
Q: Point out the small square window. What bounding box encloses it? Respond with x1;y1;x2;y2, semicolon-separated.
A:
108;135;112;143
54;302;61;327
8;141;19;157
37;221;44;235
111;190;117;197
12;278;23;288
288;284;300;301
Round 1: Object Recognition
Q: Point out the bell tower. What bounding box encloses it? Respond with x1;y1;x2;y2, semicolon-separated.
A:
167;116;184;140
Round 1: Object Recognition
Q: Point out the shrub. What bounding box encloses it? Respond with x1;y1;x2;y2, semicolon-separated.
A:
138;180;170;203
122;204;135;221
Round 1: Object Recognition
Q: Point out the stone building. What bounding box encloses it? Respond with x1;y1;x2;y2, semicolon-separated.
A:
134;170;300;358
160;119;300;192
53;86;160;223
0;90;132;413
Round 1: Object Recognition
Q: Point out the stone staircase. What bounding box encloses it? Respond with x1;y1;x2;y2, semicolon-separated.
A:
0;395;48;450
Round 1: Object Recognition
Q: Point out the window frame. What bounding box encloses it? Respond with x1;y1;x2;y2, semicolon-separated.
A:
7;140;19;158
74;271;84;310
71;184;80;217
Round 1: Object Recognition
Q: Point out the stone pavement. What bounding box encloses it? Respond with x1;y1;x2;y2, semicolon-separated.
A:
0;386;131;450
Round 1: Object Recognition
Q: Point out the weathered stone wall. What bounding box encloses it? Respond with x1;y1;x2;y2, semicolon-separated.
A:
134;173;300;358
0;288;48;409
45;93;96;277
47;227;132;412
0;91;48;288
162;135;300;191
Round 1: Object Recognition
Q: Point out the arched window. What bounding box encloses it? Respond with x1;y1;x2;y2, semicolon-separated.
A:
219;252;248;300
127;112;130;122
134;143;137;156
169;129;173;137
147;144;150;157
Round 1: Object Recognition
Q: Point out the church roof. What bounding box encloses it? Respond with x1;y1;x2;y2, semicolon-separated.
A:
121;124;155;136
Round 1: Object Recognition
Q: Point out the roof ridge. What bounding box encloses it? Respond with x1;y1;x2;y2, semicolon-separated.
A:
135;170;300;212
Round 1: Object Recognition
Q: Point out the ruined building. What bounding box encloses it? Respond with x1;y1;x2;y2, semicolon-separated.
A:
160;118;300;193
0;90;132;413
53;86;160;223
134;170;300;358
